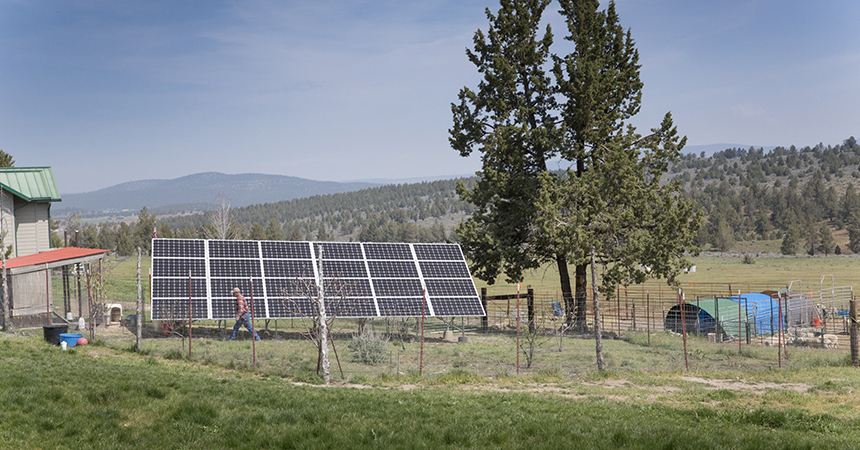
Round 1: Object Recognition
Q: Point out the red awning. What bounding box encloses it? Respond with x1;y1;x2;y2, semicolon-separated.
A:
5;247;109;270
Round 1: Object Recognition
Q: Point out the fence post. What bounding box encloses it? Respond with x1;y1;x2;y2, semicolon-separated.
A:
527;286;535;333
850;297;858;368
481;288;488;333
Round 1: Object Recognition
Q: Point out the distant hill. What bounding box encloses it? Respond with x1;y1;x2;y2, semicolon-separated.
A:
54;172;381;217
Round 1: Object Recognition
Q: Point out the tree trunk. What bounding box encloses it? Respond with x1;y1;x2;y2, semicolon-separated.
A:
574;262;588;332
590;247;605;371
556;253;575;328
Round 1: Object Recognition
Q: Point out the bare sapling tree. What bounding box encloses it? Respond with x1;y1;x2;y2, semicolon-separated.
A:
204;195;240;240
277;257;366;383
520;311;553;369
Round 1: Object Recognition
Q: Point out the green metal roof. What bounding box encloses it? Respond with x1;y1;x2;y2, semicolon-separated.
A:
0;167;62;202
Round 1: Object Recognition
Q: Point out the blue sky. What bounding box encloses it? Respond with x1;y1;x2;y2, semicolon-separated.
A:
2;0;858;193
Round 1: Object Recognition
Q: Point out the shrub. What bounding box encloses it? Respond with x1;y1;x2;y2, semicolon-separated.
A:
742;254;756;264
348;331;389;365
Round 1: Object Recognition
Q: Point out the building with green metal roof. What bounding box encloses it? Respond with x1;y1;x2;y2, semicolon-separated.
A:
0;167;62;258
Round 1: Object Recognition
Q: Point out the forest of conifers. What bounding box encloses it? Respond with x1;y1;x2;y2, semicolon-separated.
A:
63;137;860;257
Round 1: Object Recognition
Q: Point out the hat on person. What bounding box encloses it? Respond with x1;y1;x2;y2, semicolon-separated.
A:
231;287;240;294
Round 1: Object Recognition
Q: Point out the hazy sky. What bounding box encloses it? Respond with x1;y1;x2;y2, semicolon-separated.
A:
2;1;858;193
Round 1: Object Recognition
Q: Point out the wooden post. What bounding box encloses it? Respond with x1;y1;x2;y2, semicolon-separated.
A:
680;289;688;371
738;291;742;354
527;285;534;334
850;296;858;368
516;284;521;375
87;269;94;341
481;288;488;333
778;294;783;369
646;291;651;346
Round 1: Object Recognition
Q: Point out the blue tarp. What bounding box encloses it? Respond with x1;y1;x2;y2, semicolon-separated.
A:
730;293;780;335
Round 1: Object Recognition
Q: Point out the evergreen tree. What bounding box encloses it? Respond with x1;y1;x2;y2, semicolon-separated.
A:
848;220;860;253
710;216;735;253
288;227;303;241
134;207;156;254
265;218;286;241
451;0;559;296
840;183;860;223
248;222;266;240
781;226;801;255
817;225;835;256
0;150;14;167
116;222;134;256
805;219;818;256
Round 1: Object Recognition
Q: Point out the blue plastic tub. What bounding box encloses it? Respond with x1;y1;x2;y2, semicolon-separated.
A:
59;333;84;348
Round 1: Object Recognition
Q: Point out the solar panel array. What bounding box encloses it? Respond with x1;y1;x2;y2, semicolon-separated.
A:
151;239;485;320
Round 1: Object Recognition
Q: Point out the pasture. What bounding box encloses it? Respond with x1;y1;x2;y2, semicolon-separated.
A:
6;252;859;448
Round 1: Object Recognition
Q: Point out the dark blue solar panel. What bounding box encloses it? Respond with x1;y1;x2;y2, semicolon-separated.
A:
209;259;262;277
208;278;264;299
367;260;418;278
425;279;478;297
152;239;204;258
263;259;315;278
430;297;485;317
151;299;209;320
209;240;260;258
419;261;470;278
315;242;363;260
261;241;312;259
152;239;484;320
268;297;315;318
152;278;207;298
377;297;426;317
372;279;424;297
363;243;413;260
321;260;368;278
324;279;373;297
152;258;206;278
414;243;462;261
265;279;318;298
327;298;377;318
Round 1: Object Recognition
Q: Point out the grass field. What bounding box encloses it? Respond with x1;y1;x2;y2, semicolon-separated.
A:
2;331;859;449
475;252;860;294
16;252;858;448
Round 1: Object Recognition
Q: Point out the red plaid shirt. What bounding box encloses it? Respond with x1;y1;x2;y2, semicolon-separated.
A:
235;294;250;317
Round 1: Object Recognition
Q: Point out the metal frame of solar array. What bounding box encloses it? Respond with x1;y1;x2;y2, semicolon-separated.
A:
151;239;485;321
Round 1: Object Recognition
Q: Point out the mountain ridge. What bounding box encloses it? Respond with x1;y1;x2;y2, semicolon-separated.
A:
54;172;383;215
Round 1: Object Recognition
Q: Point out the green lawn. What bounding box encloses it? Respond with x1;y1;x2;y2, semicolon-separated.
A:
2;335;859;449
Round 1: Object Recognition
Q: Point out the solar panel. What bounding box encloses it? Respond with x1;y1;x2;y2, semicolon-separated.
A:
151;239;485;320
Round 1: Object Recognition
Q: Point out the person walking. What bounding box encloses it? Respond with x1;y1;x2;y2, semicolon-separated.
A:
229;287;260;341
